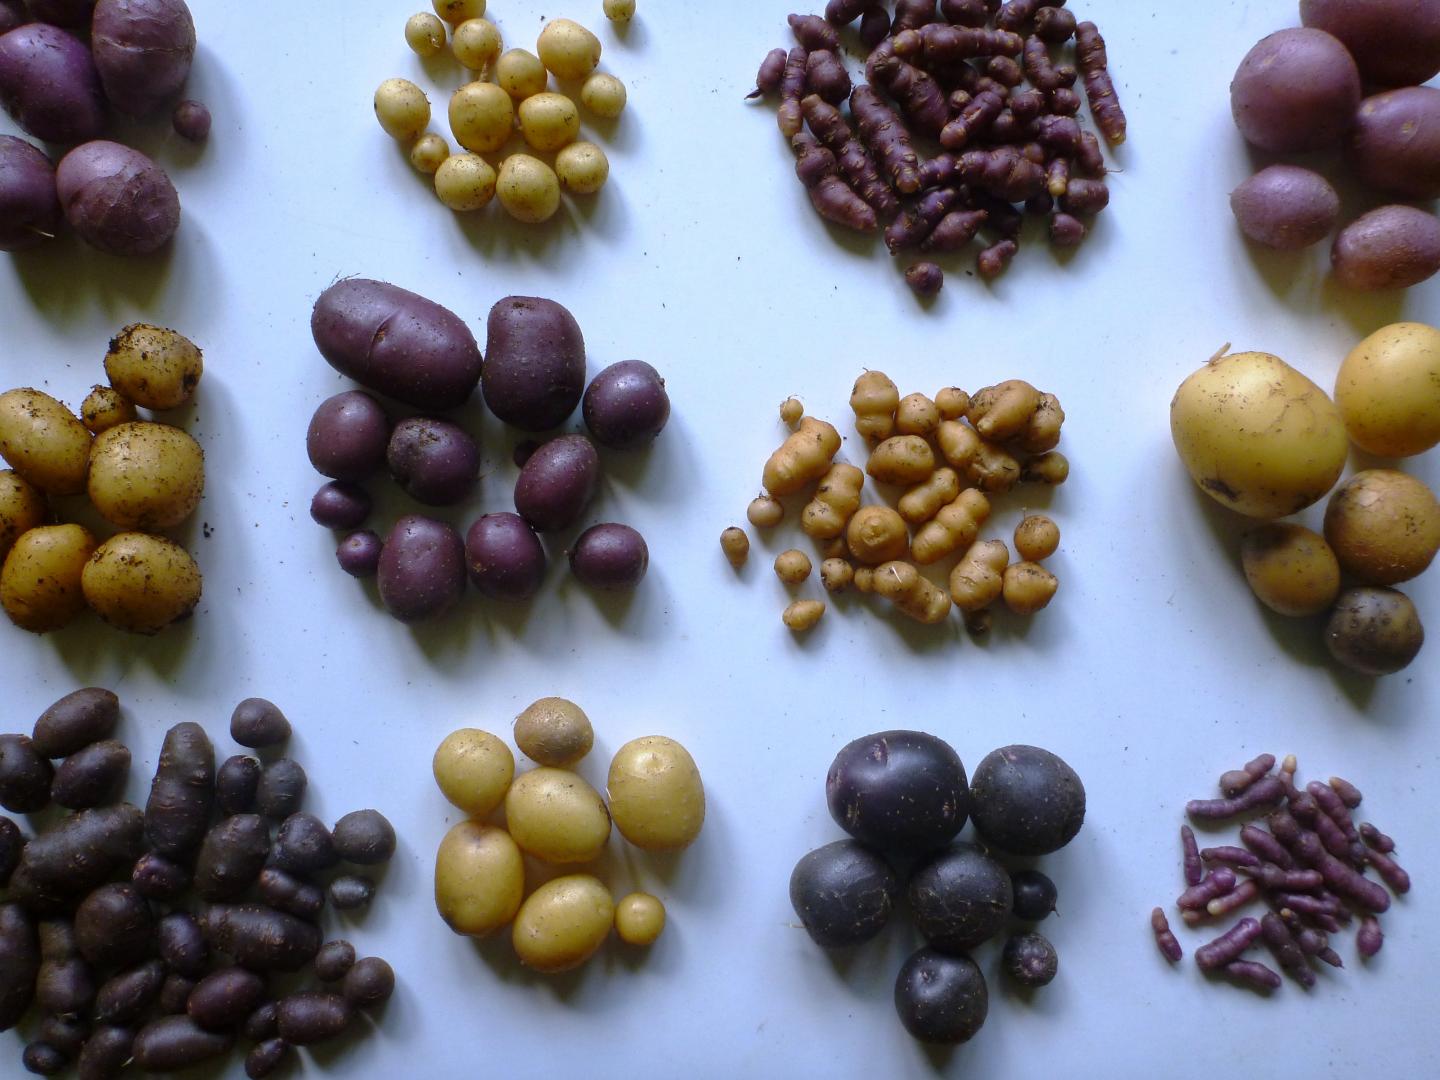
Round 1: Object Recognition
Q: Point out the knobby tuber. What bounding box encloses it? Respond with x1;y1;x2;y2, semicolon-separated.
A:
885;185;961;252
905;261;944;296
789;12;841;50
893;0;938;34
1181;825;1202;886
792;133;879;232
1357;915;1383;959
825;0;867;25
1239;824;1295;869
1195;917;1261;970
859;5;891;48
921;208;988;252
1151;907;1182;962
941;89;1004;149
850;85;922;194
1186;776;1286;820
1220;754;1276;798
1206;878;1260;917
1328;777;1362;809
1259;912;1315;988
1201;845;1261;870
977;239;1018;278
806;50;853;105
1223;959;1281;992
1033;6;1076;42
1075;20;1125;144
802;95;899;215
1358;823;1394;854
778;47;809;137
869;55;948;136
749;48;787;99
1178;868;1237;911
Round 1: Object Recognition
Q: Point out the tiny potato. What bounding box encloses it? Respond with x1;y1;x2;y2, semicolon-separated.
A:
604;0;636;22
579;73;626;119
452;18;502;71
433;0;484;25
449;81;513;154
104;324;203;410
0;388;92;495
80;385;136;435
88;422;204;529
0;523;95;633
512;875;614;973
615;892;664;946
537;19;602;81
496;154;561;223
747;495;783;528
409;133;449;174
1323;469;1440;585
720;526;749;568
783;598;826;631
404;12;446;57
435;153;498;211
496;49;548;101
433;728;514;816
607;736;705;852
514;697;593;768
504;767;611;863
0;470;47;563
895;393;940;438
434;821;524;937
774;548;813;585
1335;322;1440;458
1240;523;1340;617
845;505;909;565
518;92;580;152
82;532;202;635
555;141;608;194
820;557;853;592
374;78;431;142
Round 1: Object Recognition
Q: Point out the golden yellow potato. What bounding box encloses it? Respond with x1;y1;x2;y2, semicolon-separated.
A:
0;388;92;495
1335;322;1440;458
504;767;611;863
511;874;613;972
434;821;524;937
449;81;513;154
434;153;498;211
0;523;94;633
607;736;705;852
1170;351;1348;519
845;505;909;566
1240;523;1341;617
452;17;502;70
555;141;608;194
104;324;203;410
433;0;483;26
614;892;665;946
404;12;446;57
1323;469;1440;585
409;133;450;174
537;18;601;80
80;385;137;435
603;0;635;22
513;697;593;767
0;470;46;564
496;154;561;223
496;49;548;101
88;422;204;529
517;92;579;152
374;78;431;142
80;533;201;635
433;728;514;816
579;73;626;118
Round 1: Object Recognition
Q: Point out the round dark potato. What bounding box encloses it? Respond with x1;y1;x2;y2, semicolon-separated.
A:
968;744;1085;855
337;530;383;578
568;523;648;590
908;842;1012;953
272;813;337;875
386;417;480;505
51;739;130;809
229;698;290;749
789;839;899;948
1325;587;1425;675
0;135;60;252
1002;930;1058;987
331;809;396;865
216;755;261;815
825;730;968;855
1230;28;1360;153
309;481;371;530
893;947;988;1044
74;883;154;969
306;391;389;483
342;956;394;1010
582;360;671;450
513;434;599;532
255;758;307;819
465;512;546;601
187;967;265;1032
0;733;53;813
1010;869;1058;920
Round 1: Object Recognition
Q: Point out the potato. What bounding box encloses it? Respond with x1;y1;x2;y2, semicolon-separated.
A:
1170;350;1348;519
514;697;593;767
91;0;196;118
80;385;137;435
376;515;466;622
483;296;587;431
513;434;598;531
495;48;547;101
0;470;45;563
434;0;484;25
463;512;545;601
579;73;626;119
1302;0;1440;86
607;736;705;852
452;18;502;70
373;78;430;141
845;505;909;565
1240;523;1340;617
0;388;92;495
82;532;202;634
171;99;210;142
1325;586;1425;676
504;767;611;863
434;152;497;211
569;523;648;590
433;821;524;937
555;140;608;194
537;19;601;80
432;728;514;817
894;947;988;1045
56;141;180;257
582;360;667;449
868;435;935;485
1331;205;1440;291
306;391;389;482
448;81;512;154
1348;88;1440;200
1229;165;1338;251
409;132;448;174
968;744;1084;856
1229;28;1360;153
0;135;60;253
1323;470;1440;585
496;153;561;223
32;687;119;758
1335;322;1440;458
511;874;613;973
0;23;106;144
102;324;202;410
386;417;479;505
518;92;579;152
614;892;664;946
790;840;898;947
88;422;204;529
0;523;94;633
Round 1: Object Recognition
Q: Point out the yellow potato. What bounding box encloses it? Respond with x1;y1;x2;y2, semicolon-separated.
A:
0;388;92;495
104;324;203;410
432;728;514;816
579;73;626;119
511;874;614;972
536;18;601;80
496;49;548;101
82;532;202;635
449;81;513;154
374;78;431;142
1170;350;1348;519
0;470;46;563
0;523;95;633
496;154;561;223
434;0;485;25
409;133;450;175
434;821;524;937
1240;523;1340;617
80;385;137;435
614;892;665;946
555;142;609;194
517;92;579;152
434;153;497;211
1323;469;1440;586
87;422;204;529
504;767;611;863
513;697;593;767
452;18;502;70
607;736;705;852
1335;322;1440;458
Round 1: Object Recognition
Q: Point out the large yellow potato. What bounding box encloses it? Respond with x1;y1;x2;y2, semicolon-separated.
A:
88;422;204;529
607;736;705;852
511;874;614;972
1240;523;1340;617
433;728;514;816
0;389;93;495
1334;322;1440;458
504;767;611;863
0;523;95;633
82;532;202;635
1170;351;1348;518
434;821;525;937
1323;470;1440;585
0;470;47;563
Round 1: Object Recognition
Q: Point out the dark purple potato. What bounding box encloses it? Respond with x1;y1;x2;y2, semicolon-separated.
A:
909;842;1012;952
132;853;189;901
22;1041;66;1074
230;697;291;749
50;739;130;809
377;515;467;622
825;730;969;855
74;884;154;970
1010;869;1058;920
904;261;944;298
272;812;337;874
276;991;352;1046
157;974;196;1015
0;24;106;144
1302;0;1440;87
1332;205;1440;291
200;904;321;973
0;902;39;1031
331;809;396;865
245;1037;292;1079
36;923;95;1017
91;0;195;118
893;947;988;1044
582;360;671;450
255;758;306;819
386;417;480;505
1230;28;1360;153
0;815;22;888
0;733;53;813
337;530;383;578
77;1025;135;1079
306;391;390;482
309;481;371;529
314;940;357;982
569;523;648;590
0;136;60;252
172;99;210;142
968;744;1085;855
130;1016;232;1071
341;957;394;1010
789;839;899;947
144;721;214;862
216;755;261;815
242;1001;278;1042
1348;87;1440;200
1229;165;1339;250
27;1;96;26
513;434;599;532
1325;586;1424;675
12;805;144;905
193;813;270;901
187;967;266;1032
482;295;587;431
56;141;180;256
327;874;375;910
156;912;207;978
32;688;119;758
465;512;546;601
37;1014;88;1058
1003;930;1058;987
94;959;164;1025
257;867;324;920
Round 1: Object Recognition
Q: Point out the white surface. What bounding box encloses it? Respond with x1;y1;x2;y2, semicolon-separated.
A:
2;2;1438;1077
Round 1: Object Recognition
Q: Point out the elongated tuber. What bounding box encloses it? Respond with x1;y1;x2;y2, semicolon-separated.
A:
1186;776;1286;821
749;49;787;99
764;417;841;496
778;47;809;137
1240;823;1295;869
1205;878;1260;917
789;13;840;50
977;238;1018;278
920;208;988;252
1223;959;1281;992
940;0;990;27
851;85;922;194
1328;777;1362;808
1151;907;1182;962
1357;915;1383;959
1178;867;1237;911
957;146;1045;201
1220;754;1276;797
783;599;826;631
792;133;879;232
859;5;891;48
893;0;938;33
1358;823;1394;854
801;97;898;216
1034;5;1076;42
1292;834;1391;913
1259;912;1316;988
913;490;991;565
885;185;962;252
801;464;865;539
825;0;867;25
874;561;953;624
870;55;948;137
1075;20;1125;145
894;24;1023;65
1201;845;1261;870
805;50;852;105
898;468;960;524
940;89;1003;150
1365;849;1410;895
1195;916;1261;970
1022;35;1070;93
1181;825;1202;886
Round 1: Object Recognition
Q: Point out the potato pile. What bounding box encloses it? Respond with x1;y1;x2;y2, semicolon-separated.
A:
0;690;396;1077
723;370;1067;636
306;279;666;623
431;698;701;972
1227;4;1440;289
0;325;208;636
1170;324;1440;676
377;4;628;223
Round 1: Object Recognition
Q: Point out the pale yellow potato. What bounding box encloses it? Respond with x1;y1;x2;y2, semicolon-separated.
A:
512;874;614;972
867;435;935;486
579;73;626;118
614;892;664;945
514;697;593;767
434;821;524;937
496;154;561;223
452;18;502;70
774;548;812;585
434;153;497;211
504;767;611;863
80;385;136;435
1323;469;1440;586
433;0;484;25
1335;322;1440;458
555;142;609;194
603;0;636;22
0;388;92;495
409;133;450;174
1240;523;1340;617
496;49;548;101
518;92;580;152
746;495;783;528
0;470;46;563
433;728;514;816
449;81;513;154
720;526;749;568
537;19;601;80
88;422;204;529
374;78;431;142
404;12;446;57
607;736;705;852
783;598;825;630
845;505;908;565
0;523;94;633
104;323;203;410
82;532;202;635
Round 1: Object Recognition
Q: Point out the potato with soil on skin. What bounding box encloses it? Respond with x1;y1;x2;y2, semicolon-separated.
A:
607;736;705;852
483;296;587;432
0;733;51;813
104;324;203;410
0;135;60;252
894;947;988;1045
1325;586;1424;675
868;435;936;486
0;388;93;496
505;767;611;863
82;532;203;635
1323;470;1440;585
0;902;39;1031
845;505;910;566
969;744;1085;855
497;154;562;223
514;697;593;767
215;755;259;815
511;874;614;973
537;18;601;80
434;820;524;937
496;48;547;100
1003;930;1059;987
827;730;968;855
0;23;106;145
1347;87;1440;200
556;140;609;194
81;385;138;435
1229;165;1339;251
449;80;513;154
1;523;95;633
580;73;626;119
1240;523;1340;617
789;839;900;947
91;0;196;118
88;422;204;529
0;470;46;563
518;91;580;152
433;727;513;816
1229;28;1360;154
56;141;180;256
465;513;547;601
386;417;480;506
130;1015;232;1071
156;912;207;977
1001;561;1058;614
764;417;842;497
377;515;467;622
1332;205;1440;291
1336;322;1440;458
583;361;670;450
51;739;131;809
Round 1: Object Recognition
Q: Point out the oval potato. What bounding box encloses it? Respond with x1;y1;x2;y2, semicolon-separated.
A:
1335;322;1440;458
434;821;524;937
88;422;204;529
103;324;203;410
504;767;610;863
1240;523;1341;617
0;470;47;563
607;736;705;852
1323;469;1440;585
514;697;594;767
0;388;93;495
432;728;514;817
511;874;613;972
0;522;95;633
82;532;202;634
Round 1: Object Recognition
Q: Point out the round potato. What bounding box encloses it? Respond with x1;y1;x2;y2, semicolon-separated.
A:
432;728;514;817
1326;586;1424;676
579;73;626;119
0;523;95;633
1240;523;1340;617
0;388;93;495
1323;470;1440;585
0;470;47;563
536;19;601;80
104;324;203;410
555;141;608;194
517;92;579;152
496;154;560;223
607;736;705;852
511;874;613;972
495;48;547;101
504;767;611;863
80;385;137;435
614;892;665;946
1335;322;1440;458
88;422;204;529
434;153;498;212
434;821;525;937
514;697;593;767
81;532;201;635
449;81;513;155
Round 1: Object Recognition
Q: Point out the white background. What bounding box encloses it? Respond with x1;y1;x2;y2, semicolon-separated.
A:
2;1;1438;1077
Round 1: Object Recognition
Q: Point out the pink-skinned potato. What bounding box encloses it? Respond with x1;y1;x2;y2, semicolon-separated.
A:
1301;0;1440;87
0;136;60;252
1230;29;1360;153
56;141;180;256
0;23;107;145
1332;205;1440;291
92;0;196;118
1348;87;1440;201
1229;165;1338;250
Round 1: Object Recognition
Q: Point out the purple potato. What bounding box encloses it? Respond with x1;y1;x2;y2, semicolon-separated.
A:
91;0;195;118
969;744;1085;855
0;903;38;1031
256;867;323;921
314;940;356;982
376;515;466;622
0;23;106;145
74;884;154;970
309;481;371;530
193;813;269;901
482;295;587;431
0;816;21;888
32;688;119;758
276;991;352;1046
37;1014;88;1058
386;417;480;505
1331;205;1440;291
825;730;969;855
144;721;214;861
1010;869;1057;920
171;99;210;142
341;956;394;1010
246;1037;292;1078
130;1016;232;1071
306;391;389;482
582;360;671;450
242;1002;278;1042
215;755;260;815
200;904;321;973
0;733;52;813
94;959;163;1025
186;967;265;1033
230;698;290;749
513;434;599;532
464;512;546;600
254;758;305;819
50;739;130;809
22;1042;65;1073
893;947;988;1044
156;912;207;977
77;1026;134;1079
909;842;1012;952
272;812;336;875
337;530;383;578
327;874;374;910
1230;28;1360;153
1002;930;1058;987
12;805;144;903
132;852;189;901
55;141;180;256
1229;165;1339;250
1348;87;1440;200
789;839;899;947
0;135;60;252
1301;0;1440;87
331;809;395;864
568;523;648;590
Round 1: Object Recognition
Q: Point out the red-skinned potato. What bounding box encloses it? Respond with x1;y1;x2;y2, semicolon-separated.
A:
1332;205;1440;291
569;523;648;590
465;512;546;601
582;361;671;450
482;297;587;432
0;136;60;252
306;391;389;483
386;418;480;506
56;141;180;256
377;515;466;622
1230;29;1360;153
1229;165;1338;250
513;434;598;532
1301;0;1440;87
0;23;106;145
1348;87;1440;201
91;0;196;118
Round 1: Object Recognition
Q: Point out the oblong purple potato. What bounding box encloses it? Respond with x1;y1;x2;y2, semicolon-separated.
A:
336;530;382;578
130;1016;232;1071
1332;205;1440;290
309;481;370;530
0;24;106;144
1301;0;1440;87
568;523;648;590
1230;29;1360;153
1229;165;1338;250
172;99;210;142
306;391;389;482
1349;87;1440;200
582;360;671;450
482;296;587;431
0;136;60;252
56;141;180;256
386;417;480;505
92;0;195;117
465;512;546;600
513;434;598;532
376;515;465;622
